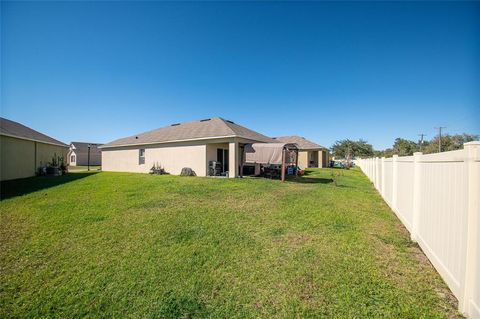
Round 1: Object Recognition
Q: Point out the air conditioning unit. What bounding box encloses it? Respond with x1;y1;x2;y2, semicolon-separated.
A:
208;161;222;176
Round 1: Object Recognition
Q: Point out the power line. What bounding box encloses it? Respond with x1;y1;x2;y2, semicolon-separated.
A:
434;127;446;153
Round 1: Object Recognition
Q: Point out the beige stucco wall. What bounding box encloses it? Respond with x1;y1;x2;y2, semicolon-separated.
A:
1;135;35;181
102;142;208;176
298;149;329;169
101;137;269;177
102;137;274;177
298;151;308;169
0;135;68;181
36;142;68;168
149;145;206;176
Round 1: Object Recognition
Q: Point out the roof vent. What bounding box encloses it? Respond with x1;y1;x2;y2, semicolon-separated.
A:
171;123;180;126
200;118;211;122
226;120;234;124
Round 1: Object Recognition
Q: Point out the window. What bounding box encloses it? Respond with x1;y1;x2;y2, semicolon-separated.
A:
139;149;145;165
70;155;75;163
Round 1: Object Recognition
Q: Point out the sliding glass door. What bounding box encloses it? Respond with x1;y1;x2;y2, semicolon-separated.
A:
217;149;229;173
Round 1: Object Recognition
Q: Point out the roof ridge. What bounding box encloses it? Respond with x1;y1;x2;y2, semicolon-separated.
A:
102;116;276;148
217;117;240;136
221;118;277;142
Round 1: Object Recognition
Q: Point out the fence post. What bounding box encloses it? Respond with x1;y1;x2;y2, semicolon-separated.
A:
370;157;375;183
368;158;371;179
381;157;386;196
411;152;422;242
392;155;398;211
375;157;381;190
365;158;370;179
372;157;376;185
460;141;480;315
366;158;371;180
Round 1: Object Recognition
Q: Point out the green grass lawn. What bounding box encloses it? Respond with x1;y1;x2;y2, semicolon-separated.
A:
0;169;460;318
68;165;101;170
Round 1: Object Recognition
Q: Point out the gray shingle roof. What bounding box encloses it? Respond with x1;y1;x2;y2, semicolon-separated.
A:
101;117;276;148
0;117;68;147
70;142;102;156
274;135;326;150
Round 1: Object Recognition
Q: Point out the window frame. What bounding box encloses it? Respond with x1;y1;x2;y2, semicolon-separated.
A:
139;149;145;165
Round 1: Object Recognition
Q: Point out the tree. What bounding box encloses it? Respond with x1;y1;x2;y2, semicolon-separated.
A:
373;150;384;157
373;148;395;158
331;139;374;160
423;133;478;154
374;133;478;157
383;148;395;157
392;138;419;156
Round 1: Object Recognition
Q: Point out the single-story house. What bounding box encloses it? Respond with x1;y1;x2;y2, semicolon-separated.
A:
68;142;102;166
0;117;69;181
100;117;277;177
274;135;329;168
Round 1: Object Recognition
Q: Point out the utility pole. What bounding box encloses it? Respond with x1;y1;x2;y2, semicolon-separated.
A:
418;133;426;152
434;127;446;153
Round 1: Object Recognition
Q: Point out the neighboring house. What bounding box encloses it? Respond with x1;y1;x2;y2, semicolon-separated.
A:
0;117;69;181
68;142;102;166
100;117;276;177
274;135;329;168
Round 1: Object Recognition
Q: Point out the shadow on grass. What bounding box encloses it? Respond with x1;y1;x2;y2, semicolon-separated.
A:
245;174;334;184
286;176;334;184
302;170;315;176
1;172;97;201
302;168;349;176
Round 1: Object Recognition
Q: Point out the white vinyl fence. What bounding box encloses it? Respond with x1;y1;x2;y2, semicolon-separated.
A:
357;141;480;319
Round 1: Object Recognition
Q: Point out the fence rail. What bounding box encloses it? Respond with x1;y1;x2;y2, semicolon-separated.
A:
356;141;480;319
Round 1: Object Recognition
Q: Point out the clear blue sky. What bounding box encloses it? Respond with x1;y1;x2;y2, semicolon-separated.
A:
1;1;479;150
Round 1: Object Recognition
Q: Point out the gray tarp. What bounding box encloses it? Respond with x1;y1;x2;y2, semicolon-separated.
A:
243;143;297;165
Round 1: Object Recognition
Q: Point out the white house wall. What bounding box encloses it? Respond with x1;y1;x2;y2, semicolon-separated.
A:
69;150;77;166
